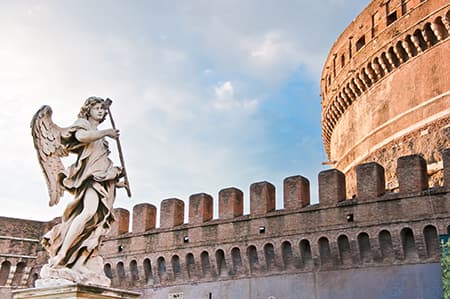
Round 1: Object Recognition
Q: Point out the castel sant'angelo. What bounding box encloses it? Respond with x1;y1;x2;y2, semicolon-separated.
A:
1;0;449;298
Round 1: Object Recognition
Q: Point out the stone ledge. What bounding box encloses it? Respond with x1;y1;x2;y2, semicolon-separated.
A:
12;283;141;299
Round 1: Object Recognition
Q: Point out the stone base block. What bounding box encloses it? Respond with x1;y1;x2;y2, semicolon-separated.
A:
13;283;141;299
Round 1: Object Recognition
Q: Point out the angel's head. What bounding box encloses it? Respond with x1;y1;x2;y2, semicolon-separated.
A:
78;96;108;123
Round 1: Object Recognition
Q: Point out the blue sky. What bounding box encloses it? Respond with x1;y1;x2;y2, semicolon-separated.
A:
0;1;370;222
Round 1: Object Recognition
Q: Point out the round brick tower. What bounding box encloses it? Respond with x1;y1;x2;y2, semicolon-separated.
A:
320;0;450;196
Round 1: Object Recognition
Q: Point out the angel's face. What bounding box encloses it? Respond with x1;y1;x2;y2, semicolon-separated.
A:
88;103;106;122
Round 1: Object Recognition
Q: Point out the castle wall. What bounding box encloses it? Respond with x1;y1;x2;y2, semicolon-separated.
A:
98;150;450;298
0;152;448;298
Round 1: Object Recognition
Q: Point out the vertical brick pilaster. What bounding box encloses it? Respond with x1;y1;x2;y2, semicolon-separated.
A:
356;162;385;199
397;154;428;193
160;198;184;229
283;175;310;209
250;181;275;215
132;203;156;233
219;188;243;219
189;193;213;224
319;169;346;207
109;208;130;236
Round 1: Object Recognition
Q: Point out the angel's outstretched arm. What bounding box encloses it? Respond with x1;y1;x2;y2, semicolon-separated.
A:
75;128;119;143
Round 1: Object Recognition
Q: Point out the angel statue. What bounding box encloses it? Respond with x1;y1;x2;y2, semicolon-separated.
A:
31;96;129;287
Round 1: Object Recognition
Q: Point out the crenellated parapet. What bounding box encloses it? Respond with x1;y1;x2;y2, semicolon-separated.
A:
320;0;450;197
100;149;450;290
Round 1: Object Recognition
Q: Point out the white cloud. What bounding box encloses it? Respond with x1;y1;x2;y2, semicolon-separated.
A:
215;81;234;99
212;81;259;112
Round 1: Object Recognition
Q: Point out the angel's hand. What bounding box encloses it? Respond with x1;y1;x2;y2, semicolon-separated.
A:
118;167;126;178
105;129;120;139
116;180;127;188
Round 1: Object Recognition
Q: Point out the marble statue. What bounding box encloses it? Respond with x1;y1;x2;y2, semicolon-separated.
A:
31;97;129;287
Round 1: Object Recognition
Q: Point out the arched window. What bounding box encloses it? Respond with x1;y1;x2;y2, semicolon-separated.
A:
387;47;400;67
231;247;243;275
401;228;417;259
104;263;113;279
186;253;195;279
264;243;276;271
404;35;418;57
337;235;351;264
247;246;259;273
143;258;153;283
0;261;11;286
423;23;438;46
299;239;312;267
318;237;331;264
423;225;439;258
11;262;26;286
171;255;181;280
215;249;227;276
201;251;211;277
379;230;394;260
117;262;126;279
381;53;393;72
281;241;294;269
413;29;427;51
358;232;371;263
395;41;409;63
116;261;126;287
433;17;449;40
130;260;139;282
157;257;167;283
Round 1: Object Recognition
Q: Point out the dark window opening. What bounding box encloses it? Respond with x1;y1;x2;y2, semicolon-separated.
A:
387;11;398;26
356;35;366;51
401;0;407;15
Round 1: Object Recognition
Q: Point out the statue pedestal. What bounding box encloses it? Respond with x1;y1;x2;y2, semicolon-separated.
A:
12;283;141;299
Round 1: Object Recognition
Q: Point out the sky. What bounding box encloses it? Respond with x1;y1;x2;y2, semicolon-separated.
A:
0;0;370;223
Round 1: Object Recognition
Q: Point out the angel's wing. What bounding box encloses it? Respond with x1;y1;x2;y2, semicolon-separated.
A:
31;106;67;207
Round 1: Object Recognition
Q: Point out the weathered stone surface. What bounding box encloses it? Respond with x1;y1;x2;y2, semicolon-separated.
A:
13;283;141;299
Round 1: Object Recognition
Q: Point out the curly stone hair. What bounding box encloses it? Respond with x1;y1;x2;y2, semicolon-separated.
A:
78;96;108;123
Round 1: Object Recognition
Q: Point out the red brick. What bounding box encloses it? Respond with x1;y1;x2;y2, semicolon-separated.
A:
397;154;428;193
160;198;184;229
219;188;243;219
356;162;385;199
132;203;156;233
189;193;213;224
250;181;275;215
283;175;310;209
319;169;346;206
